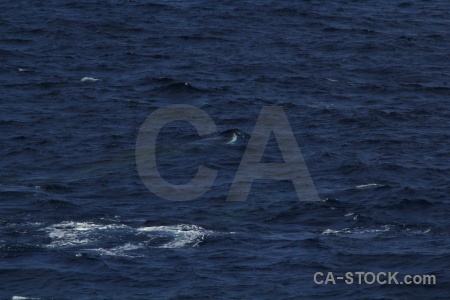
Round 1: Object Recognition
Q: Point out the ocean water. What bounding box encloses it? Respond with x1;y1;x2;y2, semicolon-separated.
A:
1;0;449;299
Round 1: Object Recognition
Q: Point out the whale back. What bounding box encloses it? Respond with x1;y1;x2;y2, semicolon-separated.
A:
220;129;250;141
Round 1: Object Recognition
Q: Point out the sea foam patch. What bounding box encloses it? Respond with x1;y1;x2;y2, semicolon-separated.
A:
355;183;384;189
41;221;212;256
81;77;101;82
42;221;130;248
321;225;431;239
322;225;393;238
137;224;212;248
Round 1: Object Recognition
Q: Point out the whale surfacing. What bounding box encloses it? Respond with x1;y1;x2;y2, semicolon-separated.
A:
191;129;250;146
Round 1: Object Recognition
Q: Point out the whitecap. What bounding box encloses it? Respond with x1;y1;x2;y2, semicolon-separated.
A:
355;183;384;189
81;77;101;82
322;225;432;240
322;225;392;238
322;229;343;234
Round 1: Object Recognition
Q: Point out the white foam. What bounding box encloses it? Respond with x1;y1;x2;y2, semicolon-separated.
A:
404;227;431;235
42;221;130;248
81;77;101;82
322;229;342;234
322;225;392;238
356;183;384;189
137;224;212;248
12;297;41;300
322;225;432;240
42;222;213;255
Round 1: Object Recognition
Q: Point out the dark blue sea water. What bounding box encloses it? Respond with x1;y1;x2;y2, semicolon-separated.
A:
1;0;449;299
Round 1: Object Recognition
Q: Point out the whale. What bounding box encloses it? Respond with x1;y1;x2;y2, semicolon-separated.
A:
219;129;250;144
192;129;250;146
16;129;251;188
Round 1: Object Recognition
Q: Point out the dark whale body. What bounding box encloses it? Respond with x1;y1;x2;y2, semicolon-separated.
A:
219;129;250;144
192;129;250;146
